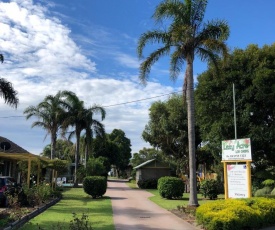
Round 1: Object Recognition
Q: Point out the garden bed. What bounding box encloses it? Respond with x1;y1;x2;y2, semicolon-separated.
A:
0;198;60;230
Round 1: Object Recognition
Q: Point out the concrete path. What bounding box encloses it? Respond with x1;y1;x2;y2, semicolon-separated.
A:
106;180;199;230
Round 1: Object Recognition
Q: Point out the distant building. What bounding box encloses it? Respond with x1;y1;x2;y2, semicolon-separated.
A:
134;159;171;185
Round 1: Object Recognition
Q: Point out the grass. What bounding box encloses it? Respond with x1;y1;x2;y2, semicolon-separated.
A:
126;179;138;189
21;188;115;230
147;189;225;210
124;180;225;210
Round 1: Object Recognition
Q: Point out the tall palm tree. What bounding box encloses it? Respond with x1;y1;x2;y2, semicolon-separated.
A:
0;54;19;108
83;106;106;167
61;91;106;186
24;91;65;159
137;0;229;206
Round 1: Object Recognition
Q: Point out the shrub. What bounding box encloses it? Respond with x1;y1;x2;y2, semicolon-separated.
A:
271;188;275;195
137;178;158;189
254;187;273;197
199;179;221;200
83;176;107;198
262;179;275;187
86;158;107;176
196;197;275;230
158;176;184;199
22;183;54;206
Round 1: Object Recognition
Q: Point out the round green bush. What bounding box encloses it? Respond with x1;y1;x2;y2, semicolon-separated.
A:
200;179;221;200
254;187;273;197
83;176;107;198
137;178;158;189
158;176;184;199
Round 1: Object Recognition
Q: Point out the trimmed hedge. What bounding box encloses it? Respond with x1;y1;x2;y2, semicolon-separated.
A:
158;176;184;199
83;176;107;198
137;178;158;189
196;197;275;230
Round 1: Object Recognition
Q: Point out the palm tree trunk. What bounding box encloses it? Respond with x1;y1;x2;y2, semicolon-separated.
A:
51;134;57;160
74;132;80;187
185;60;199;207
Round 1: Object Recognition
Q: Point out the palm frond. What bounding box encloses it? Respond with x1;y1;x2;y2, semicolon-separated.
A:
137;30;170;59
198;20;230;41
0;78;19;108
170;49;185;80
0;54;4;63
139;46;171;84
153;0;186;23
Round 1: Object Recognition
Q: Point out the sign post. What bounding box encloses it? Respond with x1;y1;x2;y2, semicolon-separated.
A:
221;138;252;199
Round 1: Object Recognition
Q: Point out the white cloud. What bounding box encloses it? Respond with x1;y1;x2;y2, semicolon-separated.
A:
0;0;177;156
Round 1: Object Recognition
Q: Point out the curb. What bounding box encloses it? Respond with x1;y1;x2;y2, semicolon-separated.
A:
3;198;60;230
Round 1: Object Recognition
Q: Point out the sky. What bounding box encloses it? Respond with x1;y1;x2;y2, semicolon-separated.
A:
0;0;275;156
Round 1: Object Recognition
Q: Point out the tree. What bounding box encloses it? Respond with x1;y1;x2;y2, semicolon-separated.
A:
0;54;18;108
142;94;202;174
93;129;132;177
137;0;229;206
82;106;106;167
61;91;105;187
41;139;75;161
24;91;65;159
196;44;275;170
108;129;132;177
131;148;162;168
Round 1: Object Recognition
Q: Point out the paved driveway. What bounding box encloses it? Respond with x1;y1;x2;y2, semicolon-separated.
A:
106;180;199;230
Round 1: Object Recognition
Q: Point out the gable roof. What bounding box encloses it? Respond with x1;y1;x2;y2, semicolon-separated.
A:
0;136;44;161
0;136;29;153
133;159;156;169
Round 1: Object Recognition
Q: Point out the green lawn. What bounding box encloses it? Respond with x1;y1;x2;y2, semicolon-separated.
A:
147;189;225;210
21;188;114;230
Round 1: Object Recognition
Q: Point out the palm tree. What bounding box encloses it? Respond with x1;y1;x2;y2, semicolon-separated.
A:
137;0;229;206
83;106;106;167
0;54;19;108
24;91;65;159
61;91;106;186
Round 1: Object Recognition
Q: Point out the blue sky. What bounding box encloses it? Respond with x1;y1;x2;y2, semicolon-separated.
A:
0;0;275;155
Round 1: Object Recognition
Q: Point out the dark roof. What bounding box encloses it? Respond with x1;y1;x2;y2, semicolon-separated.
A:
0;136;29;154
0;136;49;161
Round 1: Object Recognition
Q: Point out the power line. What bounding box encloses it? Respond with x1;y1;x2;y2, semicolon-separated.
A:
103;91;181;108
0;91;181;118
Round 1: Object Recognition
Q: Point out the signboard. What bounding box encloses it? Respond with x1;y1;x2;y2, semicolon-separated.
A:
227;164;248;198
222;138;252;161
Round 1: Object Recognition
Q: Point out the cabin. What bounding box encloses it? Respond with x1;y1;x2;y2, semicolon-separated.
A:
134;159;171;184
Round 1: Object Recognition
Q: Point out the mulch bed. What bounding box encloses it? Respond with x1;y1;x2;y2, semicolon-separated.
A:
169;207;204;230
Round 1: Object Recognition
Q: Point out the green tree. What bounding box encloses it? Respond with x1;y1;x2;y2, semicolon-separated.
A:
41;139;75;161
0;54;18;108
61;91;105;187
196;44;275;170
142;94;203;174
93;129;132;177
82;106;106;167
108;129;132;177
137;0;229;206
131;148;161;168
24;91;65;159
